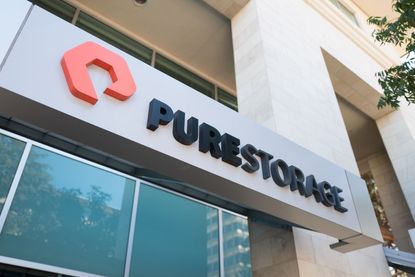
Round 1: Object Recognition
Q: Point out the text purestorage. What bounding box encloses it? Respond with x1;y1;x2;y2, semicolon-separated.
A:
147;98;348;214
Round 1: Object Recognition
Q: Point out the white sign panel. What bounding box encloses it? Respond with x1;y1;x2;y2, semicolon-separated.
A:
0;7;381;250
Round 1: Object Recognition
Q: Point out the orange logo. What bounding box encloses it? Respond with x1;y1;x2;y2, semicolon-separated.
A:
61;41;136;105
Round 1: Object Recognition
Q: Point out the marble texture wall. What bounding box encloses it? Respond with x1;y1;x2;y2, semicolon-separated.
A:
249;221;300;277
358;151;415;253
235;0;394;275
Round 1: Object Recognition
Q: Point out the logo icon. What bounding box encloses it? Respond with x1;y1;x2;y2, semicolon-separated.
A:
61;41;136;105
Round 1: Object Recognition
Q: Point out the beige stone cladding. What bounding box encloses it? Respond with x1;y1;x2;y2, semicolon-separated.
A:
232;0;400;275
358;152;415;253
249;220;300;277
378;105;415;223
293;228;390;277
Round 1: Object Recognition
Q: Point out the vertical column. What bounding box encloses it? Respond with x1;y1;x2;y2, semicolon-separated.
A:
249;220;300;276
292;227;390;277
231;0;389;276
231;0;358;174
359;152;415;253
377;106;415;222
231;0;275;131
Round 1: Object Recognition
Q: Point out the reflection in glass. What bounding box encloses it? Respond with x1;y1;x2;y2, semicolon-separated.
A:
129;184;220;277
76;12;153;65
155;54;215;99
218;88;238;111
0;146;135;277
0;134;25;213
223;212;252;277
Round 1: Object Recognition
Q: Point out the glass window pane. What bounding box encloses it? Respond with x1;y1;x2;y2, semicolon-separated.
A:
0;146;135;277
155;54;215;99
223;212;252;277
329;0;358;26
329;0;339;8
0;134;25;213
76;12;153;64
31;0;76;23
337;2;359;26
130;184;220;277
218;88;238;111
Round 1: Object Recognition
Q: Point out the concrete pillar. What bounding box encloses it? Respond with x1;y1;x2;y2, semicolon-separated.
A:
377;105;415;222
358;152;415;253
249;220;300;277
231;0;390;276
293;227;390;277
232;0;358;174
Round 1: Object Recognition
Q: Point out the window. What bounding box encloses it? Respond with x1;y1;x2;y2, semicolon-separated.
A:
155;54;215;99
76;12;153;65
329;0;359;26
29;0;238;110
129;184;220;276
0;134;25;214
218;88;238;111
0;130;252;276
0;146;135;277
222;212;252;276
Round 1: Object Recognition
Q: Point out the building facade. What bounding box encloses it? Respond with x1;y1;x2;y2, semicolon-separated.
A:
0;0;414;276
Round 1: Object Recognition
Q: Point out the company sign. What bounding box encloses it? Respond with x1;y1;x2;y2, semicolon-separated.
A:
61;41;136;104
61;42;348;213
146;99;348;213
0;7;383;251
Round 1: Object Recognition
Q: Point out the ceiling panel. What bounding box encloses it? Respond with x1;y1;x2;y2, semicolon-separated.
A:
69;0;236;92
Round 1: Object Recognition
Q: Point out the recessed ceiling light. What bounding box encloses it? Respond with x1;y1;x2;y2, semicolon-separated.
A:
133;0;147;6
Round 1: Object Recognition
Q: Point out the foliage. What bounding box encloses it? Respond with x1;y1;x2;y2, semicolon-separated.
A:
367;0;415;108
1;146;121;265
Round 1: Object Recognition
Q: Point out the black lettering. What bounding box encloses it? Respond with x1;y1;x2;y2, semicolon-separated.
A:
241;144;259;173
318;181;335;207
305;175;323;203
173;110;198;145
146;98;173;131
221;133;242;167
199;123;222;158
289;166;305;194
270;159;291;186
256;150;273;179
331;186;348;213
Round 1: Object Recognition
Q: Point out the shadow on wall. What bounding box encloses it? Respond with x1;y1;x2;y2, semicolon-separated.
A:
322;49;415;255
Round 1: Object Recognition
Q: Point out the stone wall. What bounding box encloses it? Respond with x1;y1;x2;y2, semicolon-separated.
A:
377;106;415;222
233;0;393;275
358;151;415;253
249;221;300;277
293;228;390;277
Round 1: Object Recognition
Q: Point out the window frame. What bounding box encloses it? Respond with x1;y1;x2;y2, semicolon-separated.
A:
0;128;249;277
29;0;238;110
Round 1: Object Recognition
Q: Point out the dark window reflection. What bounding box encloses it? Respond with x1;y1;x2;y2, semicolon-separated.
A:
129;184;220;277
0;146;135;277
223;212;252;277
0;134;25;213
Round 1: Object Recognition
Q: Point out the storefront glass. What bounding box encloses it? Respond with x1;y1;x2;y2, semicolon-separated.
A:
0;130;252;277
0;146;135;277
129;184;220;277
223;211;252;277
0;134;25;214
